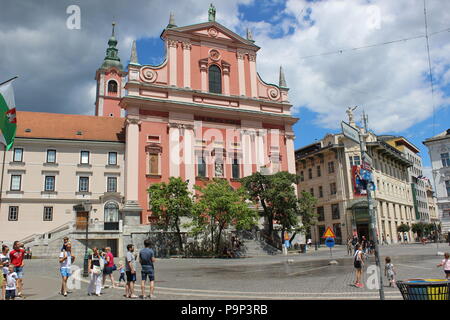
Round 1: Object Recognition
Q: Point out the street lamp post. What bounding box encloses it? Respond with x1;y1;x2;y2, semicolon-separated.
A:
82;209;90;277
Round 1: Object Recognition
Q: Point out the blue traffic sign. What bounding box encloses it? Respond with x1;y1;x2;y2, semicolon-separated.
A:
325;237;335;248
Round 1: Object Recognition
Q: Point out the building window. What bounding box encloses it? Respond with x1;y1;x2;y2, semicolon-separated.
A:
44;176;55;192
441;153;450;167
208;65;222;94
331;203;340;220
13;148;23;162
108;152;117;165
43;207;53;221
8;206;18;221
10;175;21;191
350;155;361;166
446;180;450;197
330;182;337;195
46;150;56;163
107;177;117;193
317;166;321;177
328;161;335;174
104;202;119;222
80;151;90;164
317;206;325;222
300;171;304;182
310;188;314;197
308;168;313;179
108;80;118;93
197;157;206;177
79;177;89;192
232;158;240;179
319;186;323;198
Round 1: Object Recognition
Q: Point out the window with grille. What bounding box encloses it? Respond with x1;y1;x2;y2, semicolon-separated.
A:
44;176;55;192
43;207;53;221
208;65;222;94
107;177;117;193
8;206;18;221
79;177;89;192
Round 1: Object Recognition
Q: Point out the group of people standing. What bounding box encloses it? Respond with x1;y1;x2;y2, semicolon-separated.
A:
0;241;25;300
57;237;156;299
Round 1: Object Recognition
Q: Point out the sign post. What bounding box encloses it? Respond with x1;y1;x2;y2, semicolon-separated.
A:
343;110;385;300
322;227;336;258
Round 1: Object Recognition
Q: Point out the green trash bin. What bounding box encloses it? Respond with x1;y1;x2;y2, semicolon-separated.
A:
396;279;450;300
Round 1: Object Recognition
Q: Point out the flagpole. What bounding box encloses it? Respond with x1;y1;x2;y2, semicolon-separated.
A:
0;144;6;213
0;76;18;87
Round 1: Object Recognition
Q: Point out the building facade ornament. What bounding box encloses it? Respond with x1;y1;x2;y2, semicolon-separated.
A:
167;39;178;48
140;67;157;83
208;27;218;38
181;41;192;50
209;49;221;61
248;53;256;62
236;51;246;60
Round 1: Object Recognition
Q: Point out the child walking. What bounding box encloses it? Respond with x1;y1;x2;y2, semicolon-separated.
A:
436;252;450;279
384;257;396;287
5;265;18;300
118;263;126;286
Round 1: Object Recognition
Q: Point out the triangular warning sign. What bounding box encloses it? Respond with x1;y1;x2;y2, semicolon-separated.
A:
322;227;336;238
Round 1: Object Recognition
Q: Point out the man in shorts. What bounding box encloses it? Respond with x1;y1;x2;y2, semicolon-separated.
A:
9;241;25;297
125;244;138;298
139;239;156;299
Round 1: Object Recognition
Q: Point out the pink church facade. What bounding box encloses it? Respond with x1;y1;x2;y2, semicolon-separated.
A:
96;13;299;225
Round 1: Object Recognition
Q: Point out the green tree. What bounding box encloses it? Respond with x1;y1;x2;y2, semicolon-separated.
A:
147;177;193;252
297;190;318;236
397;224;410;234
241;171;301;245
192;179;258;254
412;222;426;239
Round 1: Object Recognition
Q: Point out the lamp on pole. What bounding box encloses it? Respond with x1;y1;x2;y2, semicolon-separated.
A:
74;201;92;278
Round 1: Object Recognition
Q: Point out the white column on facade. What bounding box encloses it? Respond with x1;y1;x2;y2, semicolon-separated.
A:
237;51;246;96
241;130;252;177
248;53;258;98
222;63;230;95
125;117;140;202
182;41;191;88
168;39;178;86
200;60;208;92
285;133;296;174
256;129;265;169
169;123;181;177
184;124;195;191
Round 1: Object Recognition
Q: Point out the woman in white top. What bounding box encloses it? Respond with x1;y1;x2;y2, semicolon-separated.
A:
59;243;75;297
353;244;365;288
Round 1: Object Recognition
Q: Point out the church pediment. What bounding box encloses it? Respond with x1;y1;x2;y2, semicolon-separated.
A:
164;22;259;50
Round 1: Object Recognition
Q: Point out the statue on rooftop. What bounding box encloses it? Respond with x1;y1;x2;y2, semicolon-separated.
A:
208;3;216;22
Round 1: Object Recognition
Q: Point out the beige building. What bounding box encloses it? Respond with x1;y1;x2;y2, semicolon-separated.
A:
425;180;439;223
0;111;126;256
296;122;415;245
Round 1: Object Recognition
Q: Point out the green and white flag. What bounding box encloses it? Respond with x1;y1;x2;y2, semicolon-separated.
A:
0;79;17;150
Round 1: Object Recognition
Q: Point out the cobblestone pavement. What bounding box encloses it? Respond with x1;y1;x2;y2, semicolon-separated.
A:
12;243;450;300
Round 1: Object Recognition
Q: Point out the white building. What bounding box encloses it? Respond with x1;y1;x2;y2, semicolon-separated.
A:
423;129;450;235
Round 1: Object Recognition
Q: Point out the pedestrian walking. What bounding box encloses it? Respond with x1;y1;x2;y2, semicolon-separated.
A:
5;265;18;300
102;247;116;289
361;236;368;254
139;239;156;299
125;244;138;299
403;233;408;243
353;244;365;288
436;252;450;279
118;263;126;286
9;241;25;297
61;237;70;251
87;247;103;296
384;257;396;287
346;237;353;255
1;245;10;300
59;243;75;297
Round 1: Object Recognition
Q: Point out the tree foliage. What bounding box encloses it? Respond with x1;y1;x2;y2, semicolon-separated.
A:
397;223;410;233
297;190;318;235
191;179;258;254
147;177;193;252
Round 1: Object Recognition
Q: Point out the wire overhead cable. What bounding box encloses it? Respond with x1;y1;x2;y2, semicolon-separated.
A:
423;0;436;136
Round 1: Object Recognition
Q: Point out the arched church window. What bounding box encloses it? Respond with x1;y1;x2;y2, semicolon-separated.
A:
208;65;222;94
108;80;118;93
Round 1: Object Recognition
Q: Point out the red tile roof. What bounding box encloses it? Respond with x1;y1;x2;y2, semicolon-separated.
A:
16;111;125;142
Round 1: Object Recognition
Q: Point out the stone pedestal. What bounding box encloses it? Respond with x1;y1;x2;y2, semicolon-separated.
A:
121;200;142;226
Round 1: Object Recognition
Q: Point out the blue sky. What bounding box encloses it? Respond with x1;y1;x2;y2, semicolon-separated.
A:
134;0;450;173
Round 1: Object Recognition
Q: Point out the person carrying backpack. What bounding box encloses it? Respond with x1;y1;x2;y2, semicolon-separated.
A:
353;244;364;288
